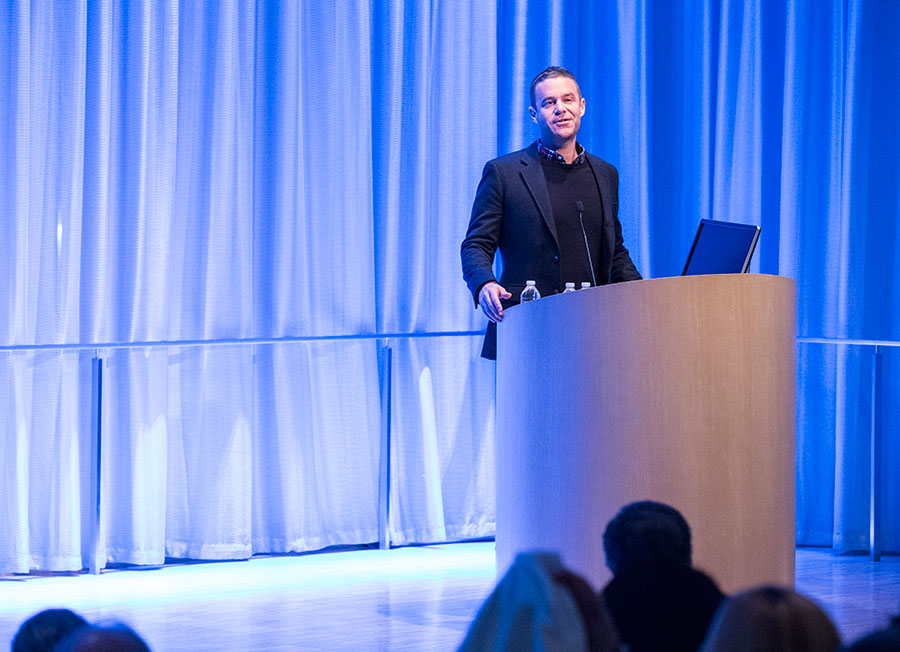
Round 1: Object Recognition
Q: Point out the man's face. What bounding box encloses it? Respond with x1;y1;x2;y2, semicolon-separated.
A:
530;76;585;148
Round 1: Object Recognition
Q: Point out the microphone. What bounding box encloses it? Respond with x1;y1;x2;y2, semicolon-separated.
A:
576;201;597;287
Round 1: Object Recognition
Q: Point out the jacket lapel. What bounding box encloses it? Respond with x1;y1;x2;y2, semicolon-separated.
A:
518;144;558;248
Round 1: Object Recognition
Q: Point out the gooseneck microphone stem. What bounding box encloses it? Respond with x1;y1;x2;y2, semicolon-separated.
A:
576;200;597;287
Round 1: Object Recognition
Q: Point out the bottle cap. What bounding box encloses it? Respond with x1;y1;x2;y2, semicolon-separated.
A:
525;280;536;286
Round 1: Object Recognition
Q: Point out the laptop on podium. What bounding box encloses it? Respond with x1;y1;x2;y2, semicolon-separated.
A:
682;219;760;276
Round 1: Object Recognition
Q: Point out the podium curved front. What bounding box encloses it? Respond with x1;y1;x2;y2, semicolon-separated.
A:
495;274;796;592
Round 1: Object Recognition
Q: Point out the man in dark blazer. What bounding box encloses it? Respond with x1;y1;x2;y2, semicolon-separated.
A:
461;66;642;359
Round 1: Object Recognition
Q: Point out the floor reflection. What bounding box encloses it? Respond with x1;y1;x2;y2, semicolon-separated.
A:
1;543;896;650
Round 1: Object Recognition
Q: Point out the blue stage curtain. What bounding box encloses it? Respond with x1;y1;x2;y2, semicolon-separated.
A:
1;0;898;572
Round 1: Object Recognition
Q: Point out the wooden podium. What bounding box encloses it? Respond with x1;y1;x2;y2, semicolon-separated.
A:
495;274;796;592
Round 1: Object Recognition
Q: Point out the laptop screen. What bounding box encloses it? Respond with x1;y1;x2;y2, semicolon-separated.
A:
682;219;761;276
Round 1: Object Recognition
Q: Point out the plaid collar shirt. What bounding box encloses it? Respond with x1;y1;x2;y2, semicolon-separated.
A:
536;139;587;165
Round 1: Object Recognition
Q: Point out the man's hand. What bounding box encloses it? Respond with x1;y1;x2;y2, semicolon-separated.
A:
478;282;512;323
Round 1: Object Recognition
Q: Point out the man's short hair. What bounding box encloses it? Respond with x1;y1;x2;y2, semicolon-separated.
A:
529;66;582;108
602;501;692;575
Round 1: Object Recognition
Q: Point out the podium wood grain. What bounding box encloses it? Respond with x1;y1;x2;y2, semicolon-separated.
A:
495;274;796;592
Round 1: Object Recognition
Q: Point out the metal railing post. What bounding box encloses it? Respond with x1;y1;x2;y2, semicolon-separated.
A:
870;345;883;561
88;352;104;574
377;342;393;550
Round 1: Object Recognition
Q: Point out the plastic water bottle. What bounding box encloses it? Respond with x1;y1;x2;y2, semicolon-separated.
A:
563;282;576;293
581;282;591;290
520;280;541;302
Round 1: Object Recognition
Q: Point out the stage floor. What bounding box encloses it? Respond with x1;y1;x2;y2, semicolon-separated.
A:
1;543;897;651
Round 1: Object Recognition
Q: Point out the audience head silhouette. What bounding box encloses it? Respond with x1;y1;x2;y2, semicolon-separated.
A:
457;551;619;652
53;623;151;652
12;609;87;652
601;501;723;652
699;585;840;652
602;500;692;575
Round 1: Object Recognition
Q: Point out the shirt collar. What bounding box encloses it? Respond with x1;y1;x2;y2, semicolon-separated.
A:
536;140;586;165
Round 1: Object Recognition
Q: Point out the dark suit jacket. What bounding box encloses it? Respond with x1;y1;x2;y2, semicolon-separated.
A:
461;142;642;359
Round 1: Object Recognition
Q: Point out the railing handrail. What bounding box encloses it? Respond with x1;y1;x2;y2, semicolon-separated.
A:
0;330;486;353
3;334;897;354
796;337;900;348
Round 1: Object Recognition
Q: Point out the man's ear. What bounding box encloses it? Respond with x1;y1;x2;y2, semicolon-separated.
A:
529;106;537;122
